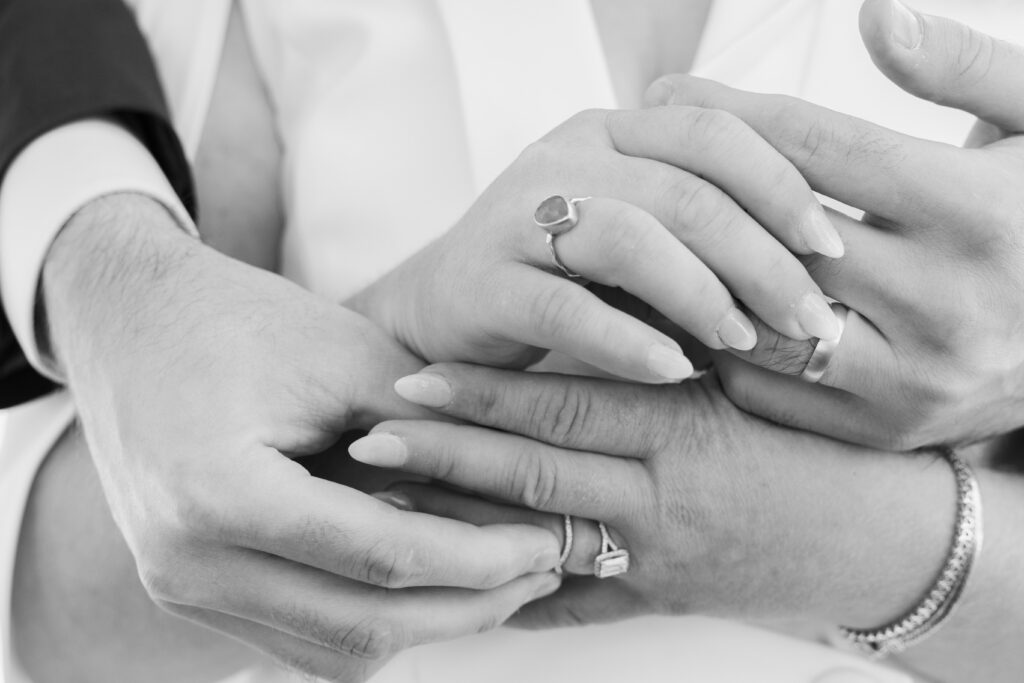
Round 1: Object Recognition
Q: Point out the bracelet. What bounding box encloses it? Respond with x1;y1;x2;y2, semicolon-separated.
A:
838;447;983;658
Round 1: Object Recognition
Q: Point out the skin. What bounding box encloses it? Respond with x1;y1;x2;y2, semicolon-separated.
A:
646;1;1024;449
12;10;560;682
12;1;1024;681
350;362;1024;683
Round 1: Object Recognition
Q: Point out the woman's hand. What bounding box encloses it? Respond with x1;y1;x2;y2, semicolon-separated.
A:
348;104;846;385
42;197;561;681
347;364;956;631
645;0;1024;448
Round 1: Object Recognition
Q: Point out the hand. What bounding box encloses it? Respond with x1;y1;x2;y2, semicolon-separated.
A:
645;0;1024;449
348;104;847;385
347;364;955;631
42;195;561;681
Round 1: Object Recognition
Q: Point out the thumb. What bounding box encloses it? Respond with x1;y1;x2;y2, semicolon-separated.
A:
859;0;1024;132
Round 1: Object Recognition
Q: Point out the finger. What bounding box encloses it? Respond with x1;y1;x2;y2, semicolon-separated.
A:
391;365;681;456
348;420;645;520
607;106;845;259
163;604;377;681
507;577;644;630
192;549;560;660
715;357;902;448
546;198;759;350
646;74;965;225
859;0;1024;132
496;266;695;383
166;561;559;666
726;308;897;397
552;194;840;345
384;482;604;577
225;453;562;589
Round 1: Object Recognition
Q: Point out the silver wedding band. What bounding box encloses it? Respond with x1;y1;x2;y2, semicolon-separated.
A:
800;302;849;384
533;195;590;279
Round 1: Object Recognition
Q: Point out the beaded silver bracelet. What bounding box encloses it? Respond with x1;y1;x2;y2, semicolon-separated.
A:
838;447;982;658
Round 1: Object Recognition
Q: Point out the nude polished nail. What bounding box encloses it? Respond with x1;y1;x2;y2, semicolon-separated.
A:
646;344;694;381
394;373;452;408
796;292;841;342
349;433;408;467
716;307;757;351
801;208;844;258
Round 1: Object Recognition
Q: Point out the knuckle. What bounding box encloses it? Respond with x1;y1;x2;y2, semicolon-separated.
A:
747;333;815;376
670;179;724;233
509;450;560;510
358;538;423;589
949;27;995;95
530;381;593;447
334;618;403;660
273;604;401;660
532;284;586;341
684;107;742;149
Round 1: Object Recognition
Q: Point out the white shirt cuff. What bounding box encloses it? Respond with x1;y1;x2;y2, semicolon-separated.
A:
0;119;197;383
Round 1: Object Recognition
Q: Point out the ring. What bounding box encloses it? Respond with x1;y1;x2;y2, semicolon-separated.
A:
799;302;849;384
555;514;574;575
593;522;630;578
533;195;590;279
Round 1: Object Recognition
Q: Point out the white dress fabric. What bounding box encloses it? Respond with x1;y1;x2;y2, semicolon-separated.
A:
4;1;1024;681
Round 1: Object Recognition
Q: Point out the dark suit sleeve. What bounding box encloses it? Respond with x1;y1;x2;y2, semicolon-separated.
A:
0;0;196;408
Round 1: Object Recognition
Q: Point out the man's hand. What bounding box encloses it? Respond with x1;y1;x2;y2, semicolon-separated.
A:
40;195;560;680
644;0;1024;449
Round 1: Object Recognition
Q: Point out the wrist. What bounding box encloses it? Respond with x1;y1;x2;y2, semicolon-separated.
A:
41;193;203;387
815;449;957;629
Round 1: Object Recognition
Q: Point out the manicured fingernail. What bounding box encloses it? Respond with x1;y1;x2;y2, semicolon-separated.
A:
349;433;408;467
645;77;674;105
372;491;414;512
646;344;694;381
889;0;922;50
796;292;841;342
716;307;757;351
531;572;562;600
394;373;452;408
802;209;844;258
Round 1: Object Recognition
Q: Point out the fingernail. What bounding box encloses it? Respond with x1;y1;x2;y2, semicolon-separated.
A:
645;77;674;106
802;209;845;258
349;433;408;468
796;292;841;342
394;373;452;408
646;344;694;381
531;572;562;600
716;307;757;351
372;491;414;512
889;0;922;50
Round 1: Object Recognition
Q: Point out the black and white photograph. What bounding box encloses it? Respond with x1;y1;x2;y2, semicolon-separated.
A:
0;1;1022;681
